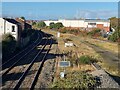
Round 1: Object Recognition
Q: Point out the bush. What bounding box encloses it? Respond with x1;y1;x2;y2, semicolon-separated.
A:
49;22;64;29
87;28;101;37
55;22;64;29
78;55;97;64
2;33;17;60
108;30;120;42
50;71;96;88
49;22;55;29
36;21;46;28
79;55;91;64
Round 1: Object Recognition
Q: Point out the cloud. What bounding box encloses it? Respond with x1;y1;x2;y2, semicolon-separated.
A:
74;9;118;19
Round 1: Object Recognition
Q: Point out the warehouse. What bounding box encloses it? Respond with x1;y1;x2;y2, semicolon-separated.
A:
44;19;110;31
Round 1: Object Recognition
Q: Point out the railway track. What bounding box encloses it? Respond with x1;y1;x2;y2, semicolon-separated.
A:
1;31;44;88
1;32;43;76
1;31;43;70
13;36;52;89
2;33;53;89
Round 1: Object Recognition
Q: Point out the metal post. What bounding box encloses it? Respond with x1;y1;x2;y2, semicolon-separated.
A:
63;51;65;73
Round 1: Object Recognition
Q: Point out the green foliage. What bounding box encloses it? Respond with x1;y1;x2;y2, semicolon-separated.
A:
78;55;97;64
109;17;120;30
49;22;64;29
51;71;96;88
55;22;64;29
108;30;120;42
2;33;15;42
49;22;55;29
36;21;46;28
32;22;36;26
87;28;101;37
59;28;80;35
20;16;25;20
2;34;17;59
79;55;91;64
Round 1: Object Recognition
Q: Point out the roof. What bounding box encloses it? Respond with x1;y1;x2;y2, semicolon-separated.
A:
4;18;20;25
84;19;110;22
59;19;110;22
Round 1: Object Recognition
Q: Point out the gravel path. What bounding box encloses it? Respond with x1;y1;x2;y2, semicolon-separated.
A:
91;64;120;88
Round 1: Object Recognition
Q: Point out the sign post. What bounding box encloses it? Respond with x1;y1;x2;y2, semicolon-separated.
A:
58;61;70;78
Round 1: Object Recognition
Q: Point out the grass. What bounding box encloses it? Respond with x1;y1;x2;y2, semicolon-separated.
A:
42;29;119;77
50;71;96;88
85;38;118;54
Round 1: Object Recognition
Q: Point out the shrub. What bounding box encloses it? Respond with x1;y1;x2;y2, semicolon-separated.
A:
49;22;64;29
78;55;98;64
79;55;91;64
87;28;101;37
2;34;17;60
49;22;55;29
50;71;96;88
55;22;64;29
36;21;46;28
108;30;120;42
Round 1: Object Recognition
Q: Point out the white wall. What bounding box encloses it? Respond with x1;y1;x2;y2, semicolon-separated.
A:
44;19;85;27
0;18;5;35
59;19;85;27
85;21;110;28
96;22;110;27
44;19;110;29
0;18;18;40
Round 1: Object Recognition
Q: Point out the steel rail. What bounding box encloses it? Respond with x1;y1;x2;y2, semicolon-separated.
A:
30;38;52;90
14;35;49;89
1;31;42;68
1;32;44;76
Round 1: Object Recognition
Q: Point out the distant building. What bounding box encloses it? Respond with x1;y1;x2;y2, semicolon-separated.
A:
15;18;26;31
15;18;32;30
44;19;110;32
0;18;22;42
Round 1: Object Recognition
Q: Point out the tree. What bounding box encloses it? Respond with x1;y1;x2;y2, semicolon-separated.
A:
20;16;25;20
55;22;64;29
109;17;119;30
49;22;55;29
32;22;36;26
36;21;46;28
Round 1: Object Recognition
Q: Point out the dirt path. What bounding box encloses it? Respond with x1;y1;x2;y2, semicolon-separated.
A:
83;41;119;68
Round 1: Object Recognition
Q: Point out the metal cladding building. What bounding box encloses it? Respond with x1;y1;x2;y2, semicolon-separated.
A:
44;19;110;32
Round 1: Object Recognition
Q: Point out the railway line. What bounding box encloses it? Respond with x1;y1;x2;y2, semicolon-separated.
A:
1;31;54;89
1;31;43;76
1;30;43;70
19;38;52;89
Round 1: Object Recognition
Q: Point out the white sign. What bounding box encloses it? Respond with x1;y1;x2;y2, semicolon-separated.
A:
65;42;73;47
58;61;70;67
57;32;60;37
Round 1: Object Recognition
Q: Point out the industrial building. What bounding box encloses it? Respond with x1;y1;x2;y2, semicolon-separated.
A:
44;19;110;31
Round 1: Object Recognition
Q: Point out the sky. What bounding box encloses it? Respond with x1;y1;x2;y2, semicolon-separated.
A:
2;2;118;20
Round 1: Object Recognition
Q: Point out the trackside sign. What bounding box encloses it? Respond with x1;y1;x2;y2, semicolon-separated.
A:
58;61;70;67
